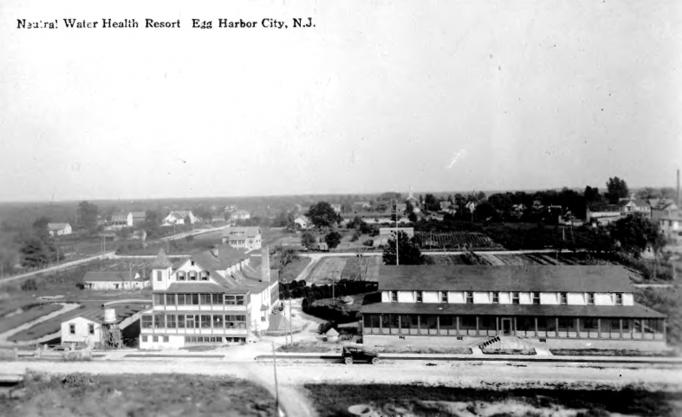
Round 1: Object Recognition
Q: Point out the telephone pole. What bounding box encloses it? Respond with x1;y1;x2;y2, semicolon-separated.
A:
395;199;399;266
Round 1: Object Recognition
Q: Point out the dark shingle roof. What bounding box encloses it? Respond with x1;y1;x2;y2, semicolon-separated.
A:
83;271;142;282
360;302;665;318
376;265;635;293
151;249;173;269
167;282;226;293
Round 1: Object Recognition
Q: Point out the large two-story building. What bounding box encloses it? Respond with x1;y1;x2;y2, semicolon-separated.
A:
222;227;262;251
139;245;279;349
360;265;666;349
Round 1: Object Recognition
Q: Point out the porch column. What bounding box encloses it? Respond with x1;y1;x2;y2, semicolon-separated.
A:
534;317;538;337
436;316;440;335
555;318;559;338
475;316;480;336
575;318;580;337
619;318;623;338
456;316;460;336
597;318;601;339
417;315;421;334
379;314;383;333
397;315;401;333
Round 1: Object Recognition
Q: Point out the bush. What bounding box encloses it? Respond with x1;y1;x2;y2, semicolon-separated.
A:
21;278;38;291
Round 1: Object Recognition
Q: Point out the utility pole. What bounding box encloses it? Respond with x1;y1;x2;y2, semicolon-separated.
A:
288;297;293;346
395;199;399;266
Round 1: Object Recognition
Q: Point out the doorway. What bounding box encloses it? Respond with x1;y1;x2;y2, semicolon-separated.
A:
501;318;513;336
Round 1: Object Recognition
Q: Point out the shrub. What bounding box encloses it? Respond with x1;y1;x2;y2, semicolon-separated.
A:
21;278;38;291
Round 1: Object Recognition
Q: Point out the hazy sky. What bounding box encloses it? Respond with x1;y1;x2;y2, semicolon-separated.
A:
1;0;681;202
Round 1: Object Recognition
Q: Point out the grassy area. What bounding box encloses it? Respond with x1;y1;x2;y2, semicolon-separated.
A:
0;303;62;334
0;373;276;417
276;341;338;353
377;346;472;354
635;287;682;348
304;384;682;417
277;257;311;282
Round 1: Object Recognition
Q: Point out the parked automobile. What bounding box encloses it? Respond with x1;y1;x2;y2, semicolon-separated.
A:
342;346;379;364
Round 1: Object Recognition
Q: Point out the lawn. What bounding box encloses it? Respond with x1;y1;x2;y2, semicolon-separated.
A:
304;384;682;417
277;256;311;282
307;257;351;285
0;373;276;417
0;303;62;334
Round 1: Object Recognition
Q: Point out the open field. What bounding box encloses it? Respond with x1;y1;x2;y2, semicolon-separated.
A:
0;373;276;417
304;384;682;417
307;257;351;285
340;256;381;281
277;256;312;282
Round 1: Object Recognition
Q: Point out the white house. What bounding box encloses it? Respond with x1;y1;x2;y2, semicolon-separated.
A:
294;215;310;230
108;213;133;229
659;211;682;244
61;307;144;347
222;227;262;251
139;246;279;349
229;210;251;223
162;210;198;226
83;271;150;290
47;222;72;237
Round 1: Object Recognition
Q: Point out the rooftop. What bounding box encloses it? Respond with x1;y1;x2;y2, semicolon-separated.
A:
83;271;145;282
360;302;665;318
375;265;636;293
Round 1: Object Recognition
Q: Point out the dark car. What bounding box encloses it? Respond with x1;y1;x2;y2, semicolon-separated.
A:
341;346;379;364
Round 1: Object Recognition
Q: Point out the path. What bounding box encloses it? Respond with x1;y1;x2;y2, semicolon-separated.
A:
0;252;116;286
0;303;80;344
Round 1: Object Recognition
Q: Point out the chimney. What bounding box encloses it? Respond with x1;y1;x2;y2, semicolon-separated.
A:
261;246;271;282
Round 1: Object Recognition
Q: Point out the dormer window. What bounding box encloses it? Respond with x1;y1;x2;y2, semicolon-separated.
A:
440;291;448;303
560;292;568;305
615;293;623;305
492;292;499;304
415;291;423;303
177;271;186;281
390;291;398;302
586;293;595;305
532;292;540;305
200;271;209;281
512;292;520;305
189;271;197;281
465;291;473;304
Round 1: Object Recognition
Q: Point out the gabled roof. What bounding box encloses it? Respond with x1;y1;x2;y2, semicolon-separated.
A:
223;226;261;238
376;265;636;293
190;246;248;273
130;211;146;219
151;248;173;269
47;222;70;230
83;271;140;282
167;282;226;293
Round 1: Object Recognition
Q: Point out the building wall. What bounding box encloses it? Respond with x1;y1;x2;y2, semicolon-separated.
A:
61;317;101;346
86;281;149;290
380;290;633;306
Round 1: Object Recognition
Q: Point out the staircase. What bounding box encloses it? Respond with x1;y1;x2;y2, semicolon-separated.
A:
478;336;500;350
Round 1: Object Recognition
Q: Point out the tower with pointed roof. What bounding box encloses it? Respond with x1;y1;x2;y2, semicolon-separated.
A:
151;248;173;291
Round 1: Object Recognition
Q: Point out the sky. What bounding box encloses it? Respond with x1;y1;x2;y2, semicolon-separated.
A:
1;0;681;202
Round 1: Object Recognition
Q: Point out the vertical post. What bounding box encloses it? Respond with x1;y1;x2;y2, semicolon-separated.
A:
597;318;601;339
534;317;538;337
456;316;460;336
288;297;292;346
436;316;440;335
555;318;559;338
395;200;399;266
475;316;479;336
619;318;623;339
271;342;280;416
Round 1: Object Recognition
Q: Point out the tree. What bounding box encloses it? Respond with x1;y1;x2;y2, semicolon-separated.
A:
609;214;665;258
301;231;316;249
605;177;629;204
77;201;99;230
584;186;602;204
306;202;340;228
32;217;50;241
423;194;440;212
143;210;162;237
19;236;57;268
325;231;342;249
382;231;424;265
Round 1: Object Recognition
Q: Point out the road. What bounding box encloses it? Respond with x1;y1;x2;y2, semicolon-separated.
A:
0;252;117;286
1;357;681;417
0;303;80;345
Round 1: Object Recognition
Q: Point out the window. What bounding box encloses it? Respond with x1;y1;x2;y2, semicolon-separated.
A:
177;294;186;305
191;294;199;305
213;315;224;328
185;315;195;329
189;271;197;281
200;271;209;281
163;336;169;342
212;294;222;304
177;315;185;328
512;292;520;305
200;294;212;305
415;291;423;303
141;315;152;329
153;336;158;342
69;324;76;334
166;315;176;329
615;293;623;305
560;292;568;305
88;324;95;335
165;294;175;305
200;315;211;328
465;291;473;304
153;293;164;305
156;271;162;281
225;294;245;305
177;271;186;281
532;292;540;305
440;291;448;303
142;335;148;342
153;314;164;328
390;291;398;302
492;292;499;304
586;293;595;305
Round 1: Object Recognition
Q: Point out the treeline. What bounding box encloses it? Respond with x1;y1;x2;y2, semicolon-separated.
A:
279;279;378;300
